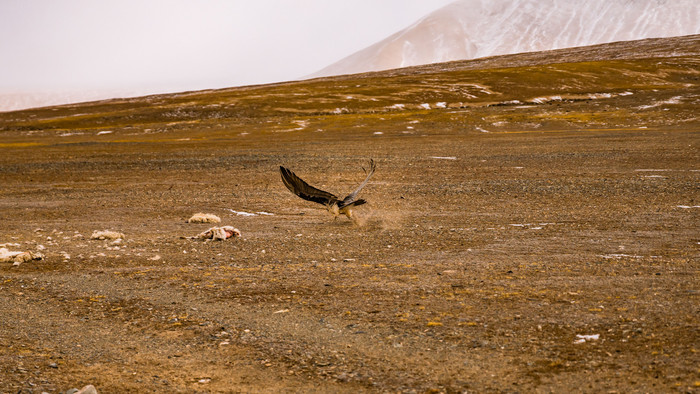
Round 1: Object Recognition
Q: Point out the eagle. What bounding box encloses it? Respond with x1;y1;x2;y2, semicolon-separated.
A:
280;159;376;220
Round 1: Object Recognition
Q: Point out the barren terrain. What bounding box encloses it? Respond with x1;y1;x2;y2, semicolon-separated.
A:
0;36;698;392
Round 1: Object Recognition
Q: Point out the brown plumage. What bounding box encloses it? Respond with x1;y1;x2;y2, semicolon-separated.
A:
280;159;376;220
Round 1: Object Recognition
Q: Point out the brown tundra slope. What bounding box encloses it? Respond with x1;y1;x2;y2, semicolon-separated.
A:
0;35;698;393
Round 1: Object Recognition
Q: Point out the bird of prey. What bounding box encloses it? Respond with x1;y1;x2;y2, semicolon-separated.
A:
280;159;376;220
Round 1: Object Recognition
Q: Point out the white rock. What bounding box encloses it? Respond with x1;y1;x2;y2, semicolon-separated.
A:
91;230;124;240
186;213;221;223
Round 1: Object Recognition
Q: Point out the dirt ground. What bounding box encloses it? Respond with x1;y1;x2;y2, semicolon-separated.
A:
0;123;697;393
1;36;699;393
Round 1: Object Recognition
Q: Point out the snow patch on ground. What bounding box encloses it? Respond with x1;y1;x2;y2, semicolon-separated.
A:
574;334;600;344
637;96;684;109
292;120;309;130
588;93;613;99
531;96;563;104
599;253;644;259
509;223;557;230
228;210;257;216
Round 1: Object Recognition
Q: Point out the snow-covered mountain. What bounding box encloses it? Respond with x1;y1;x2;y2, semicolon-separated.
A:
310;0;700;78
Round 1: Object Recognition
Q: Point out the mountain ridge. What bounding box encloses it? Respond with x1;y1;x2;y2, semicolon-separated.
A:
310;0;700;78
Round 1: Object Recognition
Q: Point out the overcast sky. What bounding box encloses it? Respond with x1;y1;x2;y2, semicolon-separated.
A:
0;0;455;97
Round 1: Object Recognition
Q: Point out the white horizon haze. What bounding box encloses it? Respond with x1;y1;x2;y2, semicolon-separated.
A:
0;0;455;111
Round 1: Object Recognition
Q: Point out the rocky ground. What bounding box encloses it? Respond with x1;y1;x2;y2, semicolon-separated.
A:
0;36;698;392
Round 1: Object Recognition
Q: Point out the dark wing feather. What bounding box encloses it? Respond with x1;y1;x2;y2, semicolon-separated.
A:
280;166;338;206
340;159;376;208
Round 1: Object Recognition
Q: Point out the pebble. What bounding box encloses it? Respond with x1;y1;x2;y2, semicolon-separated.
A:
75;385;98;394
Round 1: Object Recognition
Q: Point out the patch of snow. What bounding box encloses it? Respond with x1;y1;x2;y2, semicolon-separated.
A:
599;253;644;259
677;205;700;209
228;209;257;216
476;127;490;133
574;334;600;344
509;223;557;229
435;102;447;108
373;131;384;135
97;130;113;135
638;96;684;109
420;103;431;110
531;96;563;104
430;156;457;160
291;120;309;130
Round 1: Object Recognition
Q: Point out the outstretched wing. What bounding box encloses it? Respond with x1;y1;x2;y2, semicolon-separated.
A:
340;159;376;208
280;166;338;206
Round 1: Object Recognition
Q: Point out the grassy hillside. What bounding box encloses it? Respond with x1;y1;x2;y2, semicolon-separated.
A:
1;35;698;142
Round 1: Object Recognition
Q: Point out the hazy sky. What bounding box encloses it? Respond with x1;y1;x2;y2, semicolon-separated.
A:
0;0;455;96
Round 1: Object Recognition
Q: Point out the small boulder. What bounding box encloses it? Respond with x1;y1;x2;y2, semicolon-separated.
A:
90;230;125;240
187;213;221;223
